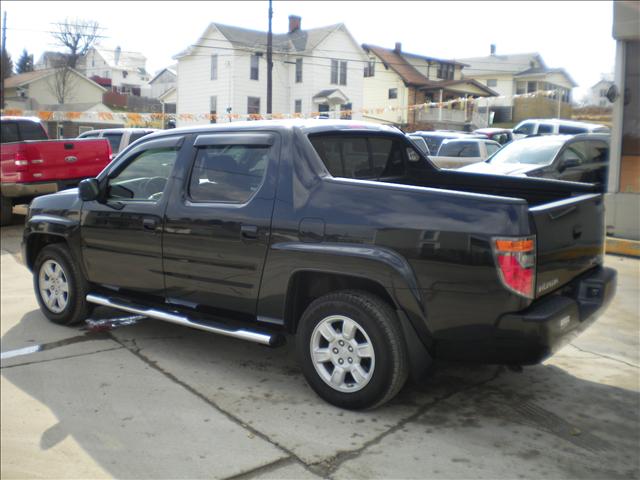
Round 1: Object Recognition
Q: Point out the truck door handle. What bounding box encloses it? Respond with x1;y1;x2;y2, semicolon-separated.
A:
241;224;259;239
142;218;158;231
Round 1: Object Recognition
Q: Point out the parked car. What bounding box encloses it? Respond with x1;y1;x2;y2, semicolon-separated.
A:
430;138;502;168
512;119;609;140
459;134;610;189
473;128;514;145
410;130;486;155
1;116;112;225
78;128;158;156
23;120;615;409
407;134;430;156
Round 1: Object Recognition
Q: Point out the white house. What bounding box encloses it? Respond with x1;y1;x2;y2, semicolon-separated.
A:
173;16;369;125
583;75;614;107
458;46;577;122
149;66;177;99
361;43;497;128
3;68;121;137
78;46;151;96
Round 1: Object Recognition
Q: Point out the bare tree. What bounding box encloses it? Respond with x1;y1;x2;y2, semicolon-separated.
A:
47;66;77;105
51;18;102;68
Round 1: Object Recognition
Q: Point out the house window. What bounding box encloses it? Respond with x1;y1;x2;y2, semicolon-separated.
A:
295;58;303;83
211;54;218;80
250;54;259;80
294;99;302;114
388;88;398;99
331;59;347;85
599;89;607;97
123;71;128;78
436;63;454;80
486;79;497;87
339;61;347;85
210;96;217;124
527;81;537;93
516;81;526;95
364;59;375;77
247;96;260;114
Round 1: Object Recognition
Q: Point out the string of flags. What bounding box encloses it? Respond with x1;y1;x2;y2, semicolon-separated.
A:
1;90;570;125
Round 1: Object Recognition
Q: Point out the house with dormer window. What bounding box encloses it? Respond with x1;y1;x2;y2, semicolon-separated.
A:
78;47;151;96
173;16;368;124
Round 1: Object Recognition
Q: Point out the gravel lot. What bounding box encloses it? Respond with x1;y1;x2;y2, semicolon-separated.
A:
1;216;639;479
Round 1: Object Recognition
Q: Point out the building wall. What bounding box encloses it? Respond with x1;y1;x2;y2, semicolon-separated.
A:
21;74;105;105
363;53;408;124
149;71;177;99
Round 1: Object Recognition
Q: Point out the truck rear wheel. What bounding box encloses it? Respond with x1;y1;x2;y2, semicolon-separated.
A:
33;244;92;325
296;290;408;410
0;195;13;226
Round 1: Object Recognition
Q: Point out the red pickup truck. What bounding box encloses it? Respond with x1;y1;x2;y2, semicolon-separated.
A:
1;116;112;225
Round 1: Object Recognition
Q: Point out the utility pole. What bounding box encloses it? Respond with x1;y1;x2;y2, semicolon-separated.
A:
1;11;7;110
557;89;562;119
266;0;273;115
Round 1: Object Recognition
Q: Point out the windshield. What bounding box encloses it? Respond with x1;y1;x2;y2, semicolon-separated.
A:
487;137;565;165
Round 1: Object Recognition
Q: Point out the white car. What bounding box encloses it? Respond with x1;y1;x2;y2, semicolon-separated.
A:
430;138;502;169
512;119;609;140
78;128;158;157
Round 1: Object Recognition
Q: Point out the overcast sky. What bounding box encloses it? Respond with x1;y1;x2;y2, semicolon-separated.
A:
2;1;615;99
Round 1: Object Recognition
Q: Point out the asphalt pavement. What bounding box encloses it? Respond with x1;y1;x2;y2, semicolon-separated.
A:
1;216;638;479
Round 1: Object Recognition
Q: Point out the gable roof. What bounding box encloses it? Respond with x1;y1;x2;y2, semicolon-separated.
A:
514;66;578;87
175;22;345;58
4;68;107;92
92;47;147;72
36;51;72;68
457;52;546;76
363;44;431;86
149;66;177;85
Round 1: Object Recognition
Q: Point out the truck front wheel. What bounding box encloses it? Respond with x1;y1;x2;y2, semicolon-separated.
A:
33;244;92;325
296;290;409;410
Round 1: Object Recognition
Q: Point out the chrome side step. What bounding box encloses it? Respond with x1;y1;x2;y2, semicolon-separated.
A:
86;293;278;346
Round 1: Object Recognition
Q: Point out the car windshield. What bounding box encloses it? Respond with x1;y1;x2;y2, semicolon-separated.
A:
487;137;565;165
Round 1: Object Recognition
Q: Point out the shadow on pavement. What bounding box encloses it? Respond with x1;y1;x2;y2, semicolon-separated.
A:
2;309;639;479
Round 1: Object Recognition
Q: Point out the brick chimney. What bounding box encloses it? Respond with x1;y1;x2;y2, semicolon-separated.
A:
490;44;496;55
288;15;301;33
394;42;402;53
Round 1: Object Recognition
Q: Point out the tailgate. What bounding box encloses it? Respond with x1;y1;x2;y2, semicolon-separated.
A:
20;139;111;182
530;193;605;298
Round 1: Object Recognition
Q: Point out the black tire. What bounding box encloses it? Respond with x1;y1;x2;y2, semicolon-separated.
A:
296;290;409;410
33;243;92;325
0;195;13;226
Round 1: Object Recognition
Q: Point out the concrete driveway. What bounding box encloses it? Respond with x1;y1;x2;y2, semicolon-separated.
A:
1;217;639;479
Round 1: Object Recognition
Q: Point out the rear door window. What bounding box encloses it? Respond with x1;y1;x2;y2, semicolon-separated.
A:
18;121;48;140
129;131;152;144
189;144;271;203
103;133;124;153
558;125;587;134
537;123;554;134
485;142;500;157
1;122;19;143
439;141;480;157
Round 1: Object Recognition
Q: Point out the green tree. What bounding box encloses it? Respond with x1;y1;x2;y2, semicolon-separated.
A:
1;48;13;79
16;49;34;74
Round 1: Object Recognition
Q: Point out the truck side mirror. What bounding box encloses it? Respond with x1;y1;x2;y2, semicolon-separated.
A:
78;178;101;202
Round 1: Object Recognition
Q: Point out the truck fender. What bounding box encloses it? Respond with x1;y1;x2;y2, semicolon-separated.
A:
23;215;83;272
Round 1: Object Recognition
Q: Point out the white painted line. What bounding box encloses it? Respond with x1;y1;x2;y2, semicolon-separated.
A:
0;345;42;360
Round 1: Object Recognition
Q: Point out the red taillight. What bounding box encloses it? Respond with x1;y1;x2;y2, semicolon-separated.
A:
13;151;29;171
493;236;536;298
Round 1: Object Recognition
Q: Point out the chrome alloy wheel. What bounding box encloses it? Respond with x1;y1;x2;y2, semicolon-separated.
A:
310;315;375;393
38;260;69;314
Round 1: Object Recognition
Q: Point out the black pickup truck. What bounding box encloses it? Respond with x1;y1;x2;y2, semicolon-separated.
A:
22;120;616;409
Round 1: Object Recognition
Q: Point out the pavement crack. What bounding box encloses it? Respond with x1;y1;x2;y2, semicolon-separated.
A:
0;346;125;369
569;343;639;369
109;334;321;478
222;456;297;480
314;366;505;478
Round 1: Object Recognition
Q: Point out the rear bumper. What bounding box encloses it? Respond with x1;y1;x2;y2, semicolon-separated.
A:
1;179;82;200
433;266;617;365
493;266;617;364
